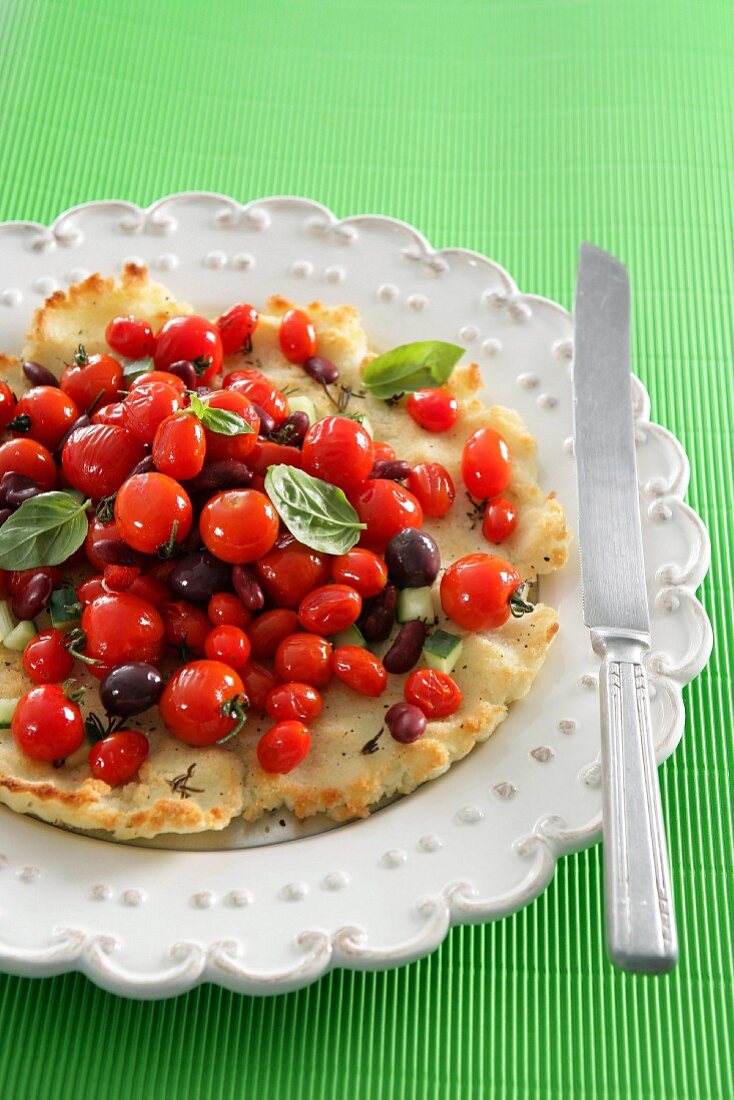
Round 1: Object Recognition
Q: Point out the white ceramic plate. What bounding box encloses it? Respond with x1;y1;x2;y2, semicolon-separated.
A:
0;194;712;998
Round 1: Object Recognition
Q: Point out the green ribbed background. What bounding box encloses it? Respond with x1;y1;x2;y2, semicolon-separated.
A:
0;0;731;1096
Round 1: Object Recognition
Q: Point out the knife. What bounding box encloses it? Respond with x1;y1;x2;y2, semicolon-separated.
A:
573;242;678;972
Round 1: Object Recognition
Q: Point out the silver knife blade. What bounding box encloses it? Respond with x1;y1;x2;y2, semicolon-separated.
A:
573;243;650;636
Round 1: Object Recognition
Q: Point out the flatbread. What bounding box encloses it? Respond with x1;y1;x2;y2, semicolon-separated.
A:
0;268;570;838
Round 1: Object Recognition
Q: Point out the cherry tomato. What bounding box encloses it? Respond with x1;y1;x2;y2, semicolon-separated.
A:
265;682;322;723
11;684;84;761
257;719;311;773
330;548;387;597
8;565;62;595
154;315;223;385
351;480;423;553
0;437;57;491
372;441;396;463
407;388;459;432
77;575;106;606
242;659;279;711
102;563;140;592
123;379;182;443
130;370;186;395
407;462;456;518
85;517;126;571
279;309;316;364
105;315;156;359
482;497;518;543
440;552;522;631
92;402;126;427
88;730;150;785
22;629;74;684
405;668;463;718
225;369;289;424
152;414;206;480
61;350;123;411
274;633;333;687
11;386;80;450
298;584;362;635
461;427;512;499
204;624;251;670
115;472;192;554
200;489;278;564
333;646;387;697
248;438;302;476
301;416;374;492
247;609;300;660
216;302;259;355
161;600;210;656
62;424;146;499
200;390;259;462
81;592;165;678
207;592;252;629
159;659;247;746
128;573;170;606
255;534;331;608
0;380;17;430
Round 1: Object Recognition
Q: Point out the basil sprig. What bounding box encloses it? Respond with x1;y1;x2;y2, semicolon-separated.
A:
0;492;91;569
363;340;464;400
264;465;366;555
122;356;154;379
184;392;255;436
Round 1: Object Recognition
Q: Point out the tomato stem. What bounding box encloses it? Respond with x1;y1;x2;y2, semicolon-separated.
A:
509;582;535;619
62;677;86;704
96;493;117;523
157;520;180;559
7;413;31;433
217;694;249;742
73;343;89;367
64;627;103;666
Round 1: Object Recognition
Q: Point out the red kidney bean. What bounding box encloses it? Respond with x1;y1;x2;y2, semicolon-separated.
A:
369;460;411;481
382;619;427;674
304;356;339;384
167;360;198;389
129;454;156;477
0;473;43;508
92;539;144;566
252;403;277;437
385;528;441;588
54;413;91;460
385;702;427;743
22;360;59;387
232;563;265;611
0;508;12;526
11;572;53;620
359;584;397;643
187;460;253;494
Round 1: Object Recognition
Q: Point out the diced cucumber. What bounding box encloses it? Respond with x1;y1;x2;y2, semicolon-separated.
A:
396;586;435;624
288;395;318;423
2;620;37;652
333;624;367;649
49;587;82;630
0;600;16;644
423;629;464;675
359;416;374;439
0;697;19;728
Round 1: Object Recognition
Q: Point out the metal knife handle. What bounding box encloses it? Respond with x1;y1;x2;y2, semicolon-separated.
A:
592;631;678;973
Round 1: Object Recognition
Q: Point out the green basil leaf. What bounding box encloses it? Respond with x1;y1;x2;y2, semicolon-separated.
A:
0;492;91;570
264;465;366;555
363;340;464;400
185;392;255;436
122;356;154;379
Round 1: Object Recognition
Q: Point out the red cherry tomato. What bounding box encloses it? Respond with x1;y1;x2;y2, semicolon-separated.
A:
92;401;126;427
11;684;84;761
161;600;210;656
0;437;57;490
216;302;259;355
12;386;80;450
0;381;17;430
333;646;387;697
130;370;186;395
105;315;156;359
482;497;518;543
241;660;279;711
200;489;278;564
154;315;223;385
257;719;311;773
407;388;459;432
330;548;387;597
89;730;150;785
207;592;252;629
204;624;251;670
247;609;300;660
77;575;106;606
265;682;322;723
440;552;522;631
274;633;333;687
152;414;206;480
128;573;170;606
225;369;289;424
407;462;456;518
351;480;423;553
255;534;331;608
115;472;192;554
372;441;396;463
301;416;374;492
123;379;182;443
298;584;362;635
279;309;316;364
200;390;259;462
461;428;512;499
102;563;140;592
248;438;302;476
405;668;463;718
62;424;146;499
159;659;247;746
85;516;127;571
81;592;165;678
8;565;62;595
22;629;74;684
61;350;123;412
